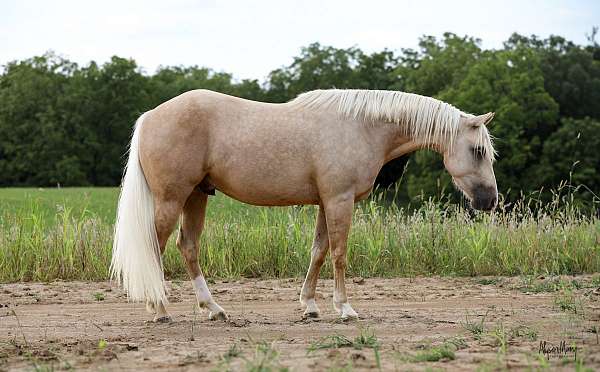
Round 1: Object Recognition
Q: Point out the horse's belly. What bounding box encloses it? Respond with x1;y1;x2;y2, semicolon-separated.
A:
207;174;320;207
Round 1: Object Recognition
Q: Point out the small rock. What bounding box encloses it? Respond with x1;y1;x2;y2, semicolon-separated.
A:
100;349;117;361
351;352;366;361
353;277;365;285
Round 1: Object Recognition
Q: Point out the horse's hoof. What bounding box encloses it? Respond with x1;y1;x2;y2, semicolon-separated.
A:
209;311;229;321
153;315;172;323
337;303;359;320
302;299;320;318
303;311;320;319
340;313;359;321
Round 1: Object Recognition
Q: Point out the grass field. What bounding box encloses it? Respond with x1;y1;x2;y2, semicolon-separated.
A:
0;187;599;283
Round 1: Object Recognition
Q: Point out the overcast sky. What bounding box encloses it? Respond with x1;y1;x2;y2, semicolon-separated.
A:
1;0;598;81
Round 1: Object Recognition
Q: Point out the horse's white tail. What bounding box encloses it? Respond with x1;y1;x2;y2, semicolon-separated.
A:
110;112;168;305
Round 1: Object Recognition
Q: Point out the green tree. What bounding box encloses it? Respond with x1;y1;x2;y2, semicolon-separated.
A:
266;43;400;102
393;33;482;96
62;57;151;185
0;53;87;186
505;33;600;120
538;117;600;201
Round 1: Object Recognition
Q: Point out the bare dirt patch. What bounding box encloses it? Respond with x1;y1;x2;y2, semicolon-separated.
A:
1;276;599;371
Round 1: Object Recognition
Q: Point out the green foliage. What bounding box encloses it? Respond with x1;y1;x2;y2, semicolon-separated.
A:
243;341;287;372
410;345;456;362
308;328;380;369
266;43;398;102
397;339;460;363
539;117;600;201
0;188;598;282
0;33;599;205
394;33;483;96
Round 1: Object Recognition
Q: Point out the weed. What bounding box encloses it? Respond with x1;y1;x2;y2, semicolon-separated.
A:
590;274;600;287
10;310;29;348
518;276;562;293
554;287;584;314
490;323;508;354
308;328;379;353
463;311;488;340
352;328;379;350
189;305;198;341
308;335;353;352
574;357;594;372
308;328;381;370
412;344;456;362
444;336;468;350
92;292;105;301
398;341;457;363
243;341;287;372
97;339;107;350
222;343;242;362
477;278;499;286
509;324;538;341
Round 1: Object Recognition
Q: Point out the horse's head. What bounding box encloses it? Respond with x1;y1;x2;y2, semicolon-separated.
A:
443;112;498;211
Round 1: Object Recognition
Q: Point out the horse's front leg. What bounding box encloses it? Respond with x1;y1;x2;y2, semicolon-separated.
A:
323;193;358;319
300;205;329;317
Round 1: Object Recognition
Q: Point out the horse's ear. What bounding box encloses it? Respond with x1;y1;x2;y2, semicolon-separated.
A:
483;112;495;126
470;112;495;127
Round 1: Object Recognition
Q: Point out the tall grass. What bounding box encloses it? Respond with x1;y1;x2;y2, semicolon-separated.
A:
0;188;598;282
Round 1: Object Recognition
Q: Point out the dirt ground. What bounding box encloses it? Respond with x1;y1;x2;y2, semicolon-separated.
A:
1;276;599;371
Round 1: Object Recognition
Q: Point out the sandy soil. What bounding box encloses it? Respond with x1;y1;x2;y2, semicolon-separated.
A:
1;276;599;371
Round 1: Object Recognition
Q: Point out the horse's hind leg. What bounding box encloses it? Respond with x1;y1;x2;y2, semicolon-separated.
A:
147;196;186;322
300;205;329;317
177;189;228;321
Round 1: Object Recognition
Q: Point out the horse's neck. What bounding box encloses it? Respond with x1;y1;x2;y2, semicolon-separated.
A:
366;119;435;163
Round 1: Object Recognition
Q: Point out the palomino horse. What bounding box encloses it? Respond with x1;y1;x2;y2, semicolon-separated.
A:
111;89;497;322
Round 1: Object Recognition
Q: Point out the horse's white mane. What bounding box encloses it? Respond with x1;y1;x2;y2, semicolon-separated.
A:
291;89;494;158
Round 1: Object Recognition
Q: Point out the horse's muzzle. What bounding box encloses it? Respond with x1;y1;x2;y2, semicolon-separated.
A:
471;184;497;211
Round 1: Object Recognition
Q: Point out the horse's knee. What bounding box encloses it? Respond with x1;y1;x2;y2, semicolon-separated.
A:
176;233;196;259
331;250;347;269
311;247;327;265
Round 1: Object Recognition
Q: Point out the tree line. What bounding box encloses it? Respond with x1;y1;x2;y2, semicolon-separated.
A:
0;32;598;205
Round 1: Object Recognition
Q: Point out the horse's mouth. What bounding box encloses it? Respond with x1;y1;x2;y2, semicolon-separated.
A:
452;178;497;211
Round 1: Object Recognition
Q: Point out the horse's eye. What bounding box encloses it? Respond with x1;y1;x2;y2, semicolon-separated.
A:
471;146;486;160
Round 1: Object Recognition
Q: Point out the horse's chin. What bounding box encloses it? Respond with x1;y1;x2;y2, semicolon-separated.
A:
451;178;474;203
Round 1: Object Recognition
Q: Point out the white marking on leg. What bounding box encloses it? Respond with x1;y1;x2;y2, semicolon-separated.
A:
303;298;320;317
192;275;228;320
333;289;358;319
339;303;358;319
192;275;213;305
